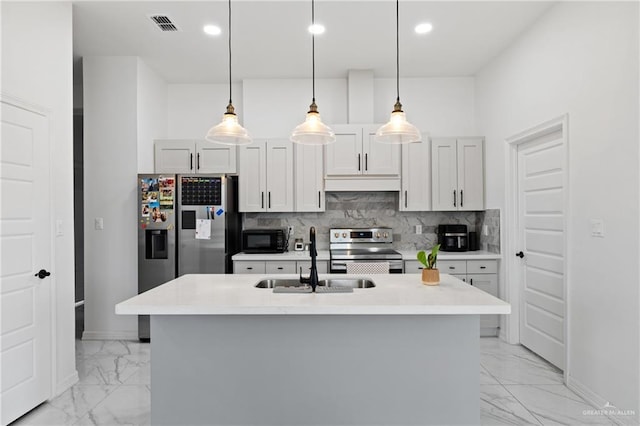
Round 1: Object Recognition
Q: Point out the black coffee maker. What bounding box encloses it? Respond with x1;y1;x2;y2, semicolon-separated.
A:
437;224;468;252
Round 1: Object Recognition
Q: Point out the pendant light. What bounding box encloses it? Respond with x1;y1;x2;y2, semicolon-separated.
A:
205;0;251;145
290;0;335;145
375;0;421;144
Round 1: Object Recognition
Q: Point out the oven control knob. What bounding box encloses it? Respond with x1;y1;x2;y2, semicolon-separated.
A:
376;232;380;238
334;232;339;238
383;232;389;238
342;232;347;238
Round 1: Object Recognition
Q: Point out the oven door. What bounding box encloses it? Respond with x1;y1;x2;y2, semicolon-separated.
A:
330;259;404;274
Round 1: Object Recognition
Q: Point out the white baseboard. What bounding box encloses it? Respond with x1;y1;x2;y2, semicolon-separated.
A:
567;375;638;426
55;371;79;397
82;330;139;340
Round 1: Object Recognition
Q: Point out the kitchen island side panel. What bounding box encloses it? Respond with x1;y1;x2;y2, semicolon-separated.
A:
151;314;480;426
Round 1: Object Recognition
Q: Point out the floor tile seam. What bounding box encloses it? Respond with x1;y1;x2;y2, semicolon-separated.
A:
479;363;503;385
501;384;546;426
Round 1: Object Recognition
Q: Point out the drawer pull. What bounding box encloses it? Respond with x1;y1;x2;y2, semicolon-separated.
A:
480;266;486;269
277;267;283;270
449;266;455;270
246;267;253;270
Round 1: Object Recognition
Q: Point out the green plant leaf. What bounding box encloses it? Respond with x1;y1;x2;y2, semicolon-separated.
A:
417;250;428;267
429;244;441;269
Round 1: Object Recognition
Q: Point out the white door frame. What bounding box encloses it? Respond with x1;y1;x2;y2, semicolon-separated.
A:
1;93;58;400
503;114;570;379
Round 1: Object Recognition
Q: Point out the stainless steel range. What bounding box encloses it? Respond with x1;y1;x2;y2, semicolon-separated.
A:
329;227;404;273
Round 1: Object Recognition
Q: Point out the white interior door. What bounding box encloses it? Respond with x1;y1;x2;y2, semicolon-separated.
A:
517;129;565;369
1;100;53;424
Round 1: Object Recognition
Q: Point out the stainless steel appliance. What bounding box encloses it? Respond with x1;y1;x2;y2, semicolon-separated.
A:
241;229;287;253
177;175;241;276
137;174;241;340
138;174;178;340
329;227;403;273
437;224;468;252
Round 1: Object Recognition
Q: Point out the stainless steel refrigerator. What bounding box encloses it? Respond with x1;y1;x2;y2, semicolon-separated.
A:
176;175;240;276
137;174;240;340
137;174;177;340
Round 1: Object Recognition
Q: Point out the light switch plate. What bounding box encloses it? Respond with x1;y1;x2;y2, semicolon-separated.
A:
482;225;489;236
56;220;63;236
95;217;104;230
590;219;604;237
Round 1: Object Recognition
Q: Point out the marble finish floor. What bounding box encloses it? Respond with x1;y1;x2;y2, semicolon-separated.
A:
12;338;620;426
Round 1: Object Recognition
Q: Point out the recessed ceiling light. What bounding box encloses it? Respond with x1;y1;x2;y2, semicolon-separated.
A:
308;24;325;35
414;22;433;35
203;25;221;36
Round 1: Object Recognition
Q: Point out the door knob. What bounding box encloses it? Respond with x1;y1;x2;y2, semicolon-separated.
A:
515;251;525;259
35;269;51;279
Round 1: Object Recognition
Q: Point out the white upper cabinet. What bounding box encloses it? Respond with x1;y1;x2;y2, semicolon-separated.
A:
400;137;431;211
294;144;325;212
195;141;237;174
431;137;484;211
154;140;237;174
239;139;294;212
325;124;400;177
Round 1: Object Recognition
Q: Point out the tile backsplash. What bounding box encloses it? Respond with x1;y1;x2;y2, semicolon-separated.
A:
243;192;500;252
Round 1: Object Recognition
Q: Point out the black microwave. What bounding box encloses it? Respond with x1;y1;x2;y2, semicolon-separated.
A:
242;229;287;253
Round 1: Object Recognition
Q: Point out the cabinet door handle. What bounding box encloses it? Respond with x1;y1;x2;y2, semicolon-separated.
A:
358;154;361;171
453;190;457;207
470;278;474;286
460;190;464;207
365;153;368;171
318;191;321;208
405;190;408;208
268;192;271;209
261;192;264;209
197;153;200;170
190;153;194;170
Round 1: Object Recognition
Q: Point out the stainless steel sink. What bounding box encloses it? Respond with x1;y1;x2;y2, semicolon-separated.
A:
319;279;375;289
254;278;375;289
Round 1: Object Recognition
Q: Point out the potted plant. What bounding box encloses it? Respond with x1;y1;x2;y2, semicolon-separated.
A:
417;244;441;285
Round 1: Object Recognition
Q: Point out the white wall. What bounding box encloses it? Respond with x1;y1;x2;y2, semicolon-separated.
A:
1;1;77;394
476;1;639;415
83;56;139;339
167;83;242;139
374;77;476;136
166;77;476;140
137;59;168;173
243;79;348;138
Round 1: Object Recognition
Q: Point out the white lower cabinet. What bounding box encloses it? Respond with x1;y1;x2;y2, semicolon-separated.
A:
233;260;328;275
404;258;500;336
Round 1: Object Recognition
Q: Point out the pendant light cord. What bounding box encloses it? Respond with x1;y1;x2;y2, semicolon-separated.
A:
228;0;233;105
395;0;400;103
311;0;316;103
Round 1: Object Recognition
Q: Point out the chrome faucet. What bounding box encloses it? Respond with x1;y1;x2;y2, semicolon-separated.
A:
299;226;319;292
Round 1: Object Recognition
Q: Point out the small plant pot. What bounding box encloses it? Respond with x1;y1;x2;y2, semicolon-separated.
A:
421;268;440;286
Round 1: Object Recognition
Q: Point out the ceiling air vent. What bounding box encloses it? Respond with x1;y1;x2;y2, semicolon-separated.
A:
150;15;179;32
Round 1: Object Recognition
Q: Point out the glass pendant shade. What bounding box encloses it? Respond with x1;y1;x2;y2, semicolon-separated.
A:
376;109;421;144
291;109;335;145
205;106;251;146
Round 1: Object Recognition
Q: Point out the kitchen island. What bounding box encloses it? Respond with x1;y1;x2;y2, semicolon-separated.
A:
116;273;510;425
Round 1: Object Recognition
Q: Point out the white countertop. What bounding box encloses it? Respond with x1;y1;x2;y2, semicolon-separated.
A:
115;273;510;316
232;250;500;262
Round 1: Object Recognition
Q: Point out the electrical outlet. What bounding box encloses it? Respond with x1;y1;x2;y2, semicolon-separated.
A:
590;219;604;237
415;225;422;234
56;220;63;236
95;217;104;230
482;225;489;236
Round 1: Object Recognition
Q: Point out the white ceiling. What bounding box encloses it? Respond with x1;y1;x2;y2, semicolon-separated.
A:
73;1;554;84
